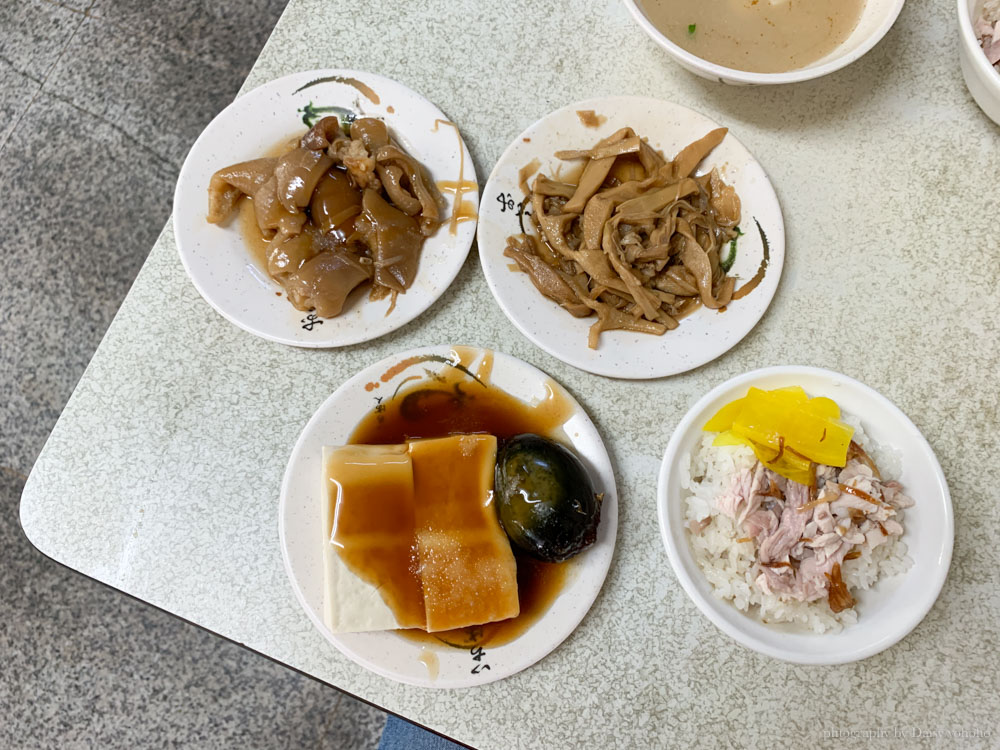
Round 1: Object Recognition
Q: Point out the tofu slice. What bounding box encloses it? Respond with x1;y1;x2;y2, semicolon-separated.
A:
322;444;426;632
409;435;520;632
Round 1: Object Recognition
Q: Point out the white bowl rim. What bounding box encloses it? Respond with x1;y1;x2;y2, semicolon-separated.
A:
656;365;954;664
622;0;907;85
957;0;1000;86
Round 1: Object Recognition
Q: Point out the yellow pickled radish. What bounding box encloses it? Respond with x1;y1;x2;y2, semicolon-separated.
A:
731;394;784;448
804;396;840;420
711;430;811;483
771;385;809;399
712;429;750;447
702;385;856;484
703;399;746;433
752;440;814;485
759;385;808;409
775;410;853;466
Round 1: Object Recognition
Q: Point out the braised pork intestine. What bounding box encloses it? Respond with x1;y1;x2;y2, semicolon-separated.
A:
504;127;742;349
206;117;442;318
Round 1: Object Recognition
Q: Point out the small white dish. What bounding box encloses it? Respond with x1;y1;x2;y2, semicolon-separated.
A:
279;346;618;687
173;69;478;348
657;366;953;664
623;0;906;86
958;0;1000;125
478;96;784;379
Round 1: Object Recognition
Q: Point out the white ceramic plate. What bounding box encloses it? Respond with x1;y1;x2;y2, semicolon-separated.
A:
173;69;478;347
478;96;784;379
279;346;618;687
657;366;953;664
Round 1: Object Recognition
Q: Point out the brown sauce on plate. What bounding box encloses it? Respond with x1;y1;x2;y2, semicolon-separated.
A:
418;648;439;679
432;120;475;236
437;180;479;230
576;110;606;128
348;348;576;648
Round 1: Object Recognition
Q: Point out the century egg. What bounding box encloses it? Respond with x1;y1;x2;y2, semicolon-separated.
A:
495;434;602;563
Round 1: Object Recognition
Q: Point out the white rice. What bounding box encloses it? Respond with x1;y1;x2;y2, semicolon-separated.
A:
682;419;912;633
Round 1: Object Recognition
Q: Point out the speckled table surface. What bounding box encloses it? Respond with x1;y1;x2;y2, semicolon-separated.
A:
19;0;1000;747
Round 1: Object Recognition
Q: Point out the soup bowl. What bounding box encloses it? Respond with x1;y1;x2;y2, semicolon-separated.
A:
623;0;907;85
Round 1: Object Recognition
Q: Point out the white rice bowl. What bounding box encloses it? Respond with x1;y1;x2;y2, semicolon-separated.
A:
658;366;953;664
682;415;912;634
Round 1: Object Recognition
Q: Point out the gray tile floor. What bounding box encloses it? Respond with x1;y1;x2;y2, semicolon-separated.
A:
1;1;387;746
